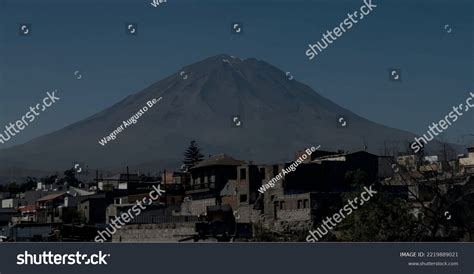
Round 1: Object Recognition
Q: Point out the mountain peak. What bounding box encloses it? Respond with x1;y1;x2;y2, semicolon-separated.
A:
185;54;243;70
180;54;282;84
0;54;427;176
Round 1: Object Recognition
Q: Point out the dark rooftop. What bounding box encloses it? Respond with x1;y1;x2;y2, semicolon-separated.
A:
36;192;66;202
191;154;245;169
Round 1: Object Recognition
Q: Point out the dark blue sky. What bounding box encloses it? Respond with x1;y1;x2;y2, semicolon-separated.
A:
0;0;473;147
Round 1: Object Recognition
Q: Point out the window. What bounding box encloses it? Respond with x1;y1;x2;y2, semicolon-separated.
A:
303;199;309;208
260;168;266;180
279;201;285;210
297;200;302;209
210;175;216;183
270;195;275;201
240;194;248;203
272;165;279;177
240;168;246;180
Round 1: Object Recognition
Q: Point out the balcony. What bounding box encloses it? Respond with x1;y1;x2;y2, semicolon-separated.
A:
185;183;216;193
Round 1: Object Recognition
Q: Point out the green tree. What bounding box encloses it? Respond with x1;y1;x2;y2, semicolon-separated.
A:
20;177;37;192
345;169;370;188
62;169;81;187
337;190;419;241
336;170;421;241
41;175;58;185
183;140;204;168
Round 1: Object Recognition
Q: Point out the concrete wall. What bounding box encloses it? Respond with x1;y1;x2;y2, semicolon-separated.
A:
234;204;261;223
276;208;311;222
460;153;474;166
180;198;215;216
112;223;195;242
1;198;23;209
1;199;15;208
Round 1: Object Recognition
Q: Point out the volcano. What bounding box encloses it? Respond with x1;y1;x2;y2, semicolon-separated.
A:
0;54;440;179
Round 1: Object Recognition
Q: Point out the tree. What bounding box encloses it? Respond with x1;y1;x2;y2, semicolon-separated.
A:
20;177;37;192
382;164;474;241
41;175;58;185
60;169;81;187
337;189;420;241
7;182;20;194
183;140;204;168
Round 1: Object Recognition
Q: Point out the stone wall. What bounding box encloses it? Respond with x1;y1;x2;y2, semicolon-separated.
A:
112;223;195;242
180;197;216;216
276;208;311;222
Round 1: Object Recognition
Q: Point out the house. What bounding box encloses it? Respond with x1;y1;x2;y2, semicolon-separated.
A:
315;151;379;180
14;205;37;223
377;156;395;179
459;147;474;173
162;170;190;185
419;156;443;175
295;149;341;162
231;164;264;223
35;193;68;223
104;193;161;224
273;193;314;221
164;171;188;205
7;223;61;242
98;173;140;191
22;190;59;206
128;205;193;224
0;208;17;226
159;172;186;206
186;154;245;201
78;194;110;224
68;186;95;197
397;155;419;171
258;151;379;221
1;198;24;209
282;151;379;193
36;181;68;192
213;163;265;223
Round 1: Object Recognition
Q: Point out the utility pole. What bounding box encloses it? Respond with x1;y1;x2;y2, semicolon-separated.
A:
163;169;167;207
127;166;130;184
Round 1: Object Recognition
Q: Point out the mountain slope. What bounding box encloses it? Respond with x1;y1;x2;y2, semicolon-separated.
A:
0;54;441;176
